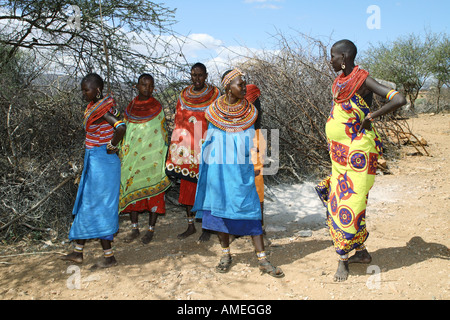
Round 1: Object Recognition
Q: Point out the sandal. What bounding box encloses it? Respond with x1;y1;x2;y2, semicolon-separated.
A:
259;260;284;278
215;254;232;273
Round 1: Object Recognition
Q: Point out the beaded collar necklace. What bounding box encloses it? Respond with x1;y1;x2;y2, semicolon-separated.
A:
125;96;162;124
206;95;257;132
180;84;220;111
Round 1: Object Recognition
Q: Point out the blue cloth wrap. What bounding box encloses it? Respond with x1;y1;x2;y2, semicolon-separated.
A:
69;144;120;241
193;123;262;235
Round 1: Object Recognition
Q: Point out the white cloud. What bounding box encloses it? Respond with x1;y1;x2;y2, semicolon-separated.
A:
177;33;223;58
244;0;283;9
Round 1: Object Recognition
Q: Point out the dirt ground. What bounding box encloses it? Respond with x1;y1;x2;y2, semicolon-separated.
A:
0;113;448;301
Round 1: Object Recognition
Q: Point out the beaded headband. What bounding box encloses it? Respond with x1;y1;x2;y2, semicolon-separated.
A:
221;68;245;88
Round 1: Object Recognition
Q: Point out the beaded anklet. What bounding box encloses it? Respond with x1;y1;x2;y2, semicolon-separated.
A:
338;254;349;262
103;249;114;258
73;243;84;253
256;251;267;261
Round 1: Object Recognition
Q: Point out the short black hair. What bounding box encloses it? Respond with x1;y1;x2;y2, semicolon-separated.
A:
332;39;358;60
81;73;104;90
191;62;207;74
138;73;154;83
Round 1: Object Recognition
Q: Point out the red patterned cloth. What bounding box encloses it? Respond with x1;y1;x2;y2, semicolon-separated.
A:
83;95;117;149
178;179;197;206
166;84;220;183
121;192;166;214
83;95;116;129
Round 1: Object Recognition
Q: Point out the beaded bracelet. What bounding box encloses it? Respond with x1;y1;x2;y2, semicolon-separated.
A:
386;89;399;101
367;113;374;122
113;120;125;129
106;140;118;152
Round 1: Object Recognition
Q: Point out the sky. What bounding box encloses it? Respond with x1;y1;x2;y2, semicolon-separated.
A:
166;0;449;70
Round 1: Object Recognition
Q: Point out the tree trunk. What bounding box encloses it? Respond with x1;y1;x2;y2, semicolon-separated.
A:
436;79;442;113
408;93;416;114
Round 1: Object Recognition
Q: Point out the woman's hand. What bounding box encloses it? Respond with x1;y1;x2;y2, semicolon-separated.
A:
358;117;372;134
106;141;120;154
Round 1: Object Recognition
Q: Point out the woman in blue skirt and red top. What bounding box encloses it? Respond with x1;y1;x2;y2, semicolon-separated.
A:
61;73;126;269
193;69;284;278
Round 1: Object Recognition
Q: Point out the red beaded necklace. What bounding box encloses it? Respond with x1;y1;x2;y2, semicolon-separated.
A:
332;66;369;103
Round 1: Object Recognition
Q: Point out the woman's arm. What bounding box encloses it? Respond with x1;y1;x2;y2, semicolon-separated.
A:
102;112;126;153
358;77;407;133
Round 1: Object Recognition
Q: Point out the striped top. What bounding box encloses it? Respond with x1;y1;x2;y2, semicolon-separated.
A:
85;116;114;149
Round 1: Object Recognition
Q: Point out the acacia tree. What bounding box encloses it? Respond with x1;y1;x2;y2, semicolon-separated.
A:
362;33;436;113
0;0;190;242
429;34;450;112
0;0;191;90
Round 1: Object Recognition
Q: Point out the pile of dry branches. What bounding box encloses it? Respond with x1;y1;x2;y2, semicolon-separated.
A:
238;33;336;182
0;76;83;243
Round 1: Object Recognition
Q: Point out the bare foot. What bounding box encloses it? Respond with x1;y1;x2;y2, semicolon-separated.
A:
60;252;83;264
124;229;140;243
141;230;154;244
333;260;349;282
90;256;118;271
197;230;211;243
349;249;372;264
177;224;196;240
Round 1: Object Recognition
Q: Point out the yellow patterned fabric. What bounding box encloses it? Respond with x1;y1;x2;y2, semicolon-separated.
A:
322;93;383;255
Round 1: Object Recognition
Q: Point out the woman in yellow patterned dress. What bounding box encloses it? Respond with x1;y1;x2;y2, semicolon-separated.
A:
319;40;406;282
